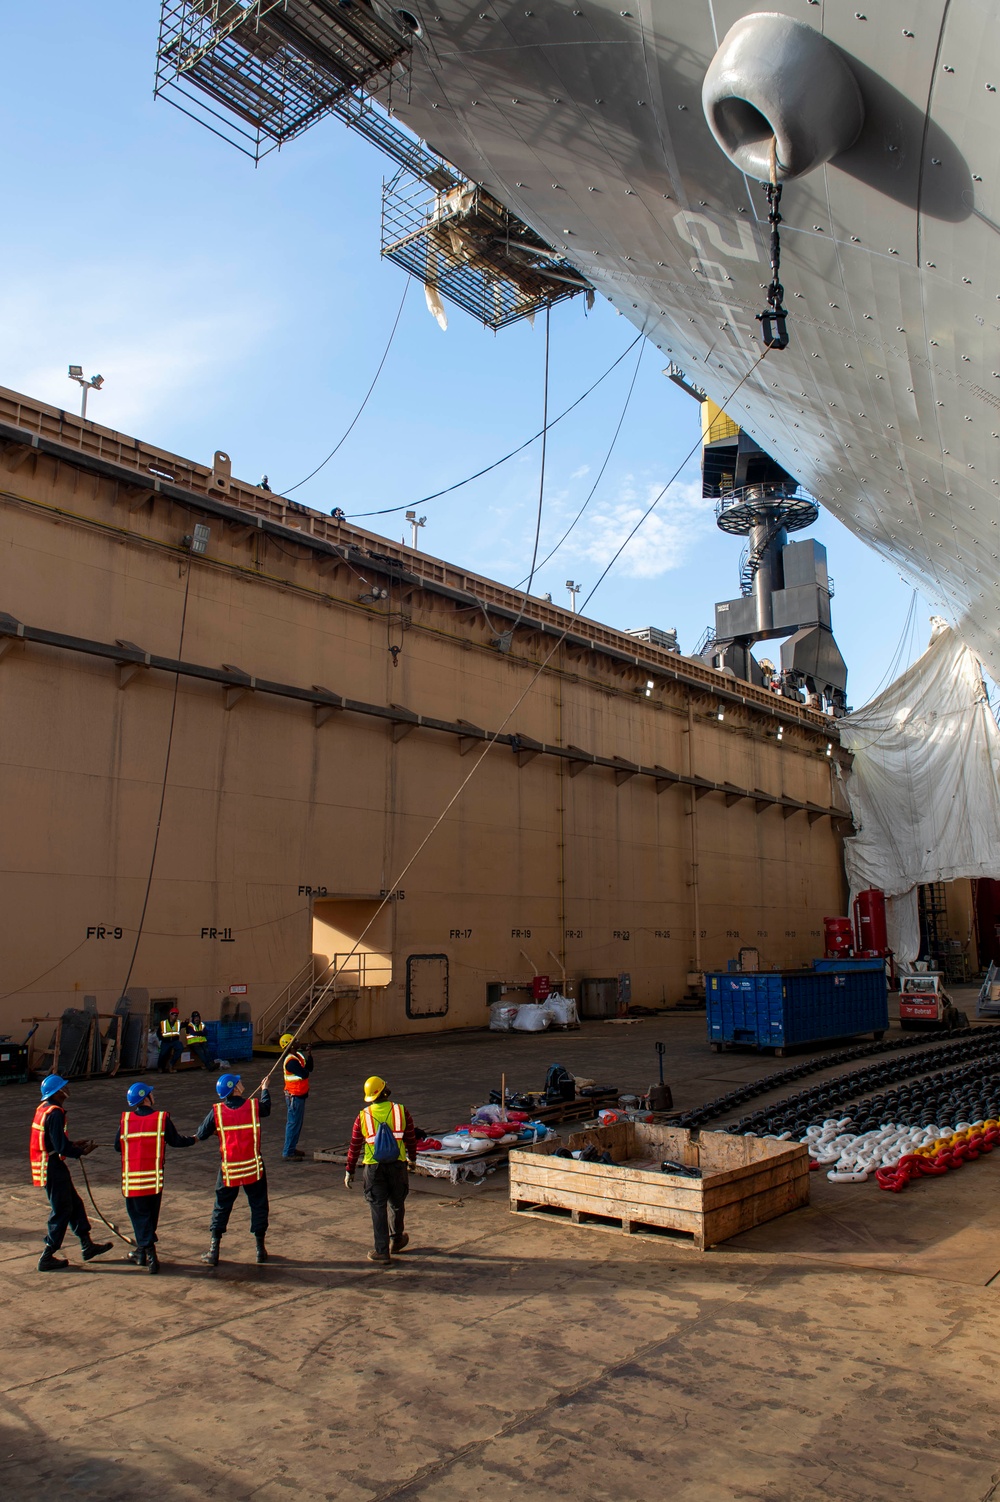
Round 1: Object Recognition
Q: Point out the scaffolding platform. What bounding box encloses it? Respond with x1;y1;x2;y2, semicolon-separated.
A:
155;0;412;160
381;171;590;330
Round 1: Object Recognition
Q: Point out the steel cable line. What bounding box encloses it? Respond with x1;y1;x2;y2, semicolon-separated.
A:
117;565;193;1002
345;332;644;519
277;278;410;496
515;336;644;588
522;304;551;601
259;348;770;1087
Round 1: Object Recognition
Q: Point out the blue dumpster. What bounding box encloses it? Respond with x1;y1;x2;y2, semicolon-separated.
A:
706;959;887;1051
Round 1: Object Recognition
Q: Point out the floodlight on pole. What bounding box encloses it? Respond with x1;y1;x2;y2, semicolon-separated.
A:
67;365;104;420
404;510;426;550
565;579;581;613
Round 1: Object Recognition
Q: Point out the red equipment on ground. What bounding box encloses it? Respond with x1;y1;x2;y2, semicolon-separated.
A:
824;916;854;958
854;888;888;957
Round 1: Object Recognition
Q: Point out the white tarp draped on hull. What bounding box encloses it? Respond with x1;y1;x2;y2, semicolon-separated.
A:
838;620;1000;963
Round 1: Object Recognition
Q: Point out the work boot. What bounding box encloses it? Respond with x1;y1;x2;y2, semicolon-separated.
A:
390;1232;409;1254
367;1250;391;1265
125;1247;147;1266
81;1240;113;1261
147;1248;160;1275
201;1237;221;1267
255;1235;268;1264
37;1249;69;1272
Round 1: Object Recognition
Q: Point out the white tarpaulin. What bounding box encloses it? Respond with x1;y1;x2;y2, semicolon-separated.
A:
839;620;1000;961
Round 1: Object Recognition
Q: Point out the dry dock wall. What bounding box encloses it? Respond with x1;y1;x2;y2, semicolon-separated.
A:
0;388;850;1041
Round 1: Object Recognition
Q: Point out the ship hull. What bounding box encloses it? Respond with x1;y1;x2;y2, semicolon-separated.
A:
384;0;1000;680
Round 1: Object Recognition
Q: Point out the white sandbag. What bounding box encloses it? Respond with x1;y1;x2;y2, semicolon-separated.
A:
545;993;579;1027
489;1003;520;1031
511;1003;550;1032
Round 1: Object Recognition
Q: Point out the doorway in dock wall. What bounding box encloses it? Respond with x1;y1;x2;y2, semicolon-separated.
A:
311;899;393;990
406;954;448;1019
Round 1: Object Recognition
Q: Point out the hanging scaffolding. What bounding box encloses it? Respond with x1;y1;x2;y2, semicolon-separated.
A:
381;172;591;331
154;0;413;160
155;2;593;329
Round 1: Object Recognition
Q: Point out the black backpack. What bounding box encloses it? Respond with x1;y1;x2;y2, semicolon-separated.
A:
544;1063;575;1104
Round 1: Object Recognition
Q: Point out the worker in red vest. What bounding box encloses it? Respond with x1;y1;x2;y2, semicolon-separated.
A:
195;1073;271;1266
344;1075;417;1264
29;1074;112;1272
279;1031;313;1160
114;1081;196;1273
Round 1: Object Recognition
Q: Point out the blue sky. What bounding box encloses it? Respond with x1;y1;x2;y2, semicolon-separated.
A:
0;2;929;707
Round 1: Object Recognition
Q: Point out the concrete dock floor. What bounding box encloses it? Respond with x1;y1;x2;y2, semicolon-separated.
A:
4;1008;1000;1501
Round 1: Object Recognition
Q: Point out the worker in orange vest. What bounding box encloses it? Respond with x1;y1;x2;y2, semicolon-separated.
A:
195;1073;271;1267
30;1074;112;1272
279;1031;313;1161
344;1075;417;1264
114;1081;196;1273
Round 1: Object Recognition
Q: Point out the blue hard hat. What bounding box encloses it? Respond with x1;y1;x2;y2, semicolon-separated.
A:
216;1072;241;1099
127;1082;154;1108
40;1074;69;1101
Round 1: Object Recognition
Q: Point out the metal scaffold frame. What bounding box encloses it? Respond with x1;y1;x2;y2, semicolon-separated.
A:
381;171;589;331
154;0;412;161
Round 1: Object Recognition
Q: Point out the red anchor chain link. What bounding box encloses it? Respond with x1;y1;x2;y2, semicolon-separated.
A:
874;1123;1000;1192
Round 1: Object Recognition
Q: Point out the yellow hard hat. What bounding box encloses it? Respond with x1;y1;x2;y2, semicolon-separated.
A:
363;1075;387;1103
279;1033;295;1049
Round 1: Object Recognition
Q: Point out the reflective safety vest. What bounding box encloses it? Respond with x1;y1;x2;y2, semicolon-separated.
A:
160;1018;181;1040
214;1098;263;1186
282;1052;310;1097
185;1019;207;1044
120;1110;167;1198
360;1101;407;1164
29;1103;62;1188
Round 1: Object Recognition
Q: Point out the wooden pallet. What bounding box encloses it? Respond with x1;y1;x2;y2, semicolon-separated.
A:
509;1122;809;1251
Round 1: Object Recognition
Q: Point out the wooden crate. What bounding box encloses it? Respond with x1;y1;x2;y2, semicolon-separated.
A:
509;1123;809;1250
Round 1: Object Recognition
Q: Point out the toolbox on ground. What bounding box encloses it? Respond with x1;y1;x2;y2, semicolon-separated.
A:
706;959;888;1052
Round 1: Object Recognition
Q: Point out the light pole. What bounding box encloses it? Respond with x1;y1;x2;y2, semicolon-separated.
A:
565;579;581;613
405;510;427;549
68;365;104;420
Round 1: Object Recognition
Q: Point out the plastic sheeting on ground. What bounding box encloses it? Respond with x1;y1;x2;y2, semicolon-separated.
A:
839;620;1000;961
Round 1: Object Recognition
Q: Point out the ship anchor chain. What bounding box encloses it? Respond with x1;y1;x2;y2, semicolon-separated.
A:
757;139;790;351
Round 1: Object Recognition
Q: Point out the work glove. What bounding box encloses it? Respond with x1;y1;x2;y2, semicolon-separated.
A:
344;1172;354;1190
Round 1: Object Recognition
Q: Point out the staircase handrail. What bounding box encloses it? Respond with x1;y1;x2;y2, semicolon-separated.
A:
255;957;317;1042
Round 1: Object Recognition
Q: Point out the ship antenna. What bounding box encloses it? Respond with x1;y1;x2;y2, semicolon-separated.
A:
757;138;790;351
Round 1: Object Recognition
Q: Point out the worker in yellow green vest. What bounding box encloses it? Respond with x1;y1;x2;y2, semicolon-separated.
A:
157;1008;182;1073
344;1076;417;1264
183;1011;211;1070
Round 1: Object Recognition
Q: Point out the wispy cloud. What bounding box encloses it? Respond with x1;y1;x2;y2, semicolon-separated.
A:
553;474;711;579
0;258;276;434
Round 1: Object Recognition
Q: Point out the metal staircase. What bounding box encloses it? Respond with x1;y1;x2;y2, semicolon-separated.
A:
255;952;390;1043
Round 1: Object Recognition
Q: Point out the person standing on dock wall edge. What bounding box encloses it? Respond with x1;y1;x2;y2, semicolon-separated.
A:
115;1081;196;1273
344;1075;416;1265
280;1032;313;1160
29;1074;113;1272
196;1073;271;1267
158;1008;182;1073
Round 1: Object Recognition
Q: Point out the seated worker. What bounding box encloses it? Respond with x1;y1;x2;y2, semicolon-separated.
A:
184;1011;211;1070
157;1008;183;1074
115;1081;196;1273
